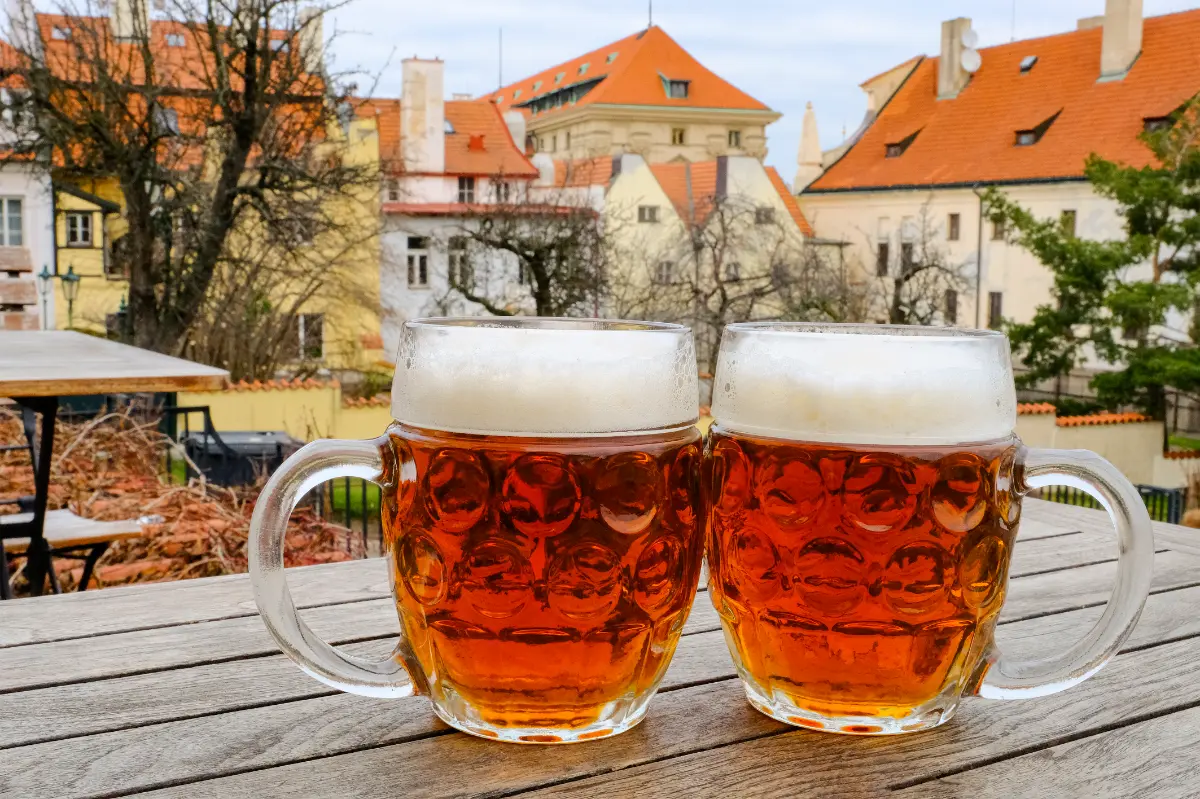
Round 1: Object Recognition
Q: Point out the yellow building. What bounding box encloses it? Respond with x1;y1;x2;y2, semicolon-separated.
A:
485;26;781;164
51;181;124;333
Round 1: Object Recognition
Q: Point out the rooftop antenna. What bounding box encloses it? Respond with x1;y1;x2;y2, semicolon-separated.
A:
648;0;653;27
1011;0;1017;42
498;27;503;88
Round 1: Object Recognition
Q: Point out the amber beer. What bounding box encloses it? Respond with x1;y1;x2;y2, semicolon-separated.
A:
385;423;703;734
707;429;1018;730
703;322;1154;736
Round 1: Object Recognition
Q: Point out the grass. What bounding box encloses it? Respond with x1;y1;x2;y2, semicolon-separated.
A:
1169;434;1200;452
327;480;382;518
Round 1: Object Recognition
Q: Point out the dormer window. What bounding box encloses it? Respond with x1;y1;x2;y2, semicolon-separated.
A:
607;52;619;64
1144;116;1173;133
554;72;565;84
1015;110;1062;147
664;79;690;99
513;89;522;100
51;25;71;40
444;119;456;134
532;80;543;92
165;33;185;47
579;62;590;75
1019;55;1038;73
885;129;921;158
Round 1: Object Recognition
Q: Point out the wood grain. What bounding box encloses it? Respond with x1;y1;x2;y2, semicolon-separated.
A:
0;331;227;397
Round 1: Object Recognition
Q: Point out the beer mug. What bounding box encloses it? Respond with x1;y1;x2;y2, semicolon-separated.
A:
705;323;1154;735
250;319;704;743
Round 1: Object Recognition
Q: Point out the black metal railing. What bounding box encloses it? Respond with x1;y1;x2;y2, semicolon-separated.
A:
1034;484;1187;524
314;476;384;557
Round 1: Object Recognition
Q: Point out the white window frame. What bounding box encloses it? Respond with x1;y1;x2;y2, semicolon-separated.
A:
1;197;23;247
66;211;93;247
296;313;324;360
654;261;675;284
407;236;430;288
638;205;659;224
457;177;476;204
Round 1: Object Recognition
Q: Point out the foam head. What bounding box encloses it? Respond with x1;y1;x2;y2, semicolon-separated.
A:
391;318;698;437
712;323;1017;446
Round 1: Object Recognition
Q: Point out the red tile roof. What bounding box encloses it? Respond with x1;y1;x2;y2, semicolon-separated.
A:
1017;402;1056;415
1057;412;1153;427
645;160;811;235
486;27;774;120
766;167;814;236
359;99;537;178
809;9;1200;192
550;156;617;188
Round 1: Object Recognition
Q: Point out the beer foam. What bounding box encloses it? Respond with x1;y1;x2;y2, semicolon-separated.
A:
391;319;698;437
712;324;1017;446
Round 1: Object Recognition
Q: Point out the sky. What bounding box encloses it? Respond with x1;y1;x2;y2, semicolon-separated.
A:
325;1;1200;182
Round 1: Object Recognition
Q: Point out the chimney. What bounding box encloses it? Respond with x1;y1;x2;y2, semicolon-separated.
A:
794;102;824;193
6;0;40;55
400;58;445;175
937;17;972;100
531;153;555;187
502;110;526;153
1100;0;1143;81
1078;15;1105;30
111;0;150;41
298;6;324;75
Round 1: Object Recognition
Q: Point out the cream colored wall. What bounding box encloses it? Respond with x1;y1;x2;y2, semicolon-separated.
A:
798;182;1130;331
530;108;773;163
54;180;126;333
177;383;393;441
1053;421;1164;486
1015;413;1056;448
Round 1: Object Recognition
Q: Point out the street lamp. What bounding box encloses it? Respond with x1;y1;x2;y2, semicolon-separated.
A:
35;265;53;330
61;265;81;329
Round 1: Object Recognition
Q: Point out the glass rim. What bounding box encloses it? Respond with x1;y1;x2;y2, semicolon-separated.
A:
724;322;1007;340
403;316;691;333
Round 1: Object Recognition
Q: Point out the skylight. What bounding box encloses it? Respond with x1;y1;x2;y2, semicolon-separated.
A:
532;80;542;92
1019;55;1038;73
579;62;590;76
513;89;522;99
555;72;565;84
607;52;619;64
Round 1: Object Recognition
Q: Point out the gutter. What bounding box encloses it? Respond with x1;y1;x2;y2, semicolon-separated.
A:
804;175;1089;195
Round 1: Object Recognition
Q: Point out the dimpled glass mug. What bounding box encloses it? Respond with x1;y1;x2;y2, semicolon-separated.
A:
250;318;705;743
704;323;1155;735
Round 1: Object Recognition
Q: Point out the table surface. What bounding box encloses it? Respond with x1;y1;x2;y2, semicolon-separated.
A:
0;331;228;397
1;498;1198;799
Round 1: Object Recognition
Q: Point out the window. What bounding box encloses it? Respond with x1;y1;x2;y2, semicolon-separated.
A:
948;213;961;241
638;205;660;224
900;242;915;274
1144;116;1173;133
513;89;522;100
988;292;1003;330
1;198;22;247
725;262;741;282
755;207;775;225
550;135;557;152
278;217;314;246
886;143;905;158
654;261;675;284
107;235;130;279
293;314;324;360
945;289;958;324
992;218;1007;241
494;181;512;203
444;119;456;134
555;72;565;84
1019;55;1038;73
51;26;70;40
607;52;619;64
671;128;686;145
876;241;890;276
885;129;921;158
385;178;400;202
1061;209;1077;238
565;131;571;150
665;79;689;99
728;129;741;148
105;310;127;340
269;38;289;52
153;106;180;135
406;236;429;288
532;80;543;92
448;236;472;291
457;177;476;204
165;33;185;47
579;62;590;76
1015;110;1061;147
66;211;92;247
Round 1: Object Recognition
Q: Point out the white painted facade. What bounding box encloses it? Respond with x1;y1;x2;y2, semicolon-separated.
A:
0;163;56;330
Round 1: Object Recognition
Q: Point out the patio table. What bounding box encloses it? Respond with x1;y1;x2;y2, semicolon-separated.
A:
0;331;228;596
0;498;1196;798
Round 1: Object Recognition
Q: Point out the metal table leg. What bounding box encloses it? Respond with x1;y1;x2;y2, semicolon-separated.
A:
9;396;59;597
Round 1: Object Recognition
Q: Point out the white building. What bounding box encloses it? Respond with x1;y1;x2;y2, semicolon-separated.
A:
0;161;55;330
797;1;1200;333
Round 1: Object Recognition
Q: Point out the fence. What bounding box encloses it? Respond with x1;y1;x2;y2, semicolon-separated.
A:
1034;484;1187;524
314;476;384;556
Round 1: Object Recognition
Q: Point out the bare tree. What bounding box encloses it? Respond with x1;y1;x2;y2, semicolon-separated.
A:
1;0;380;377
867;204;972;325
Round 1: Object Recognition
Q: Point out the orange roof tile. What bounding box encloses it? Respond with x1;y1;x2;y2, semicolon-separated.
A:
1164;450;1200;460
765;167;814;236
486;27;774;121
1017;402;1056;415
1056;412;1152;427
550;155;617;187
359;99;537;178
810;9;1200;192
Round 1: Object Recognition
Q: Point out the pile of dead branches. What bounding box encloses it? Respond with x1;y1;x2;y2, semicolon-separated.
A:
1;407;362;593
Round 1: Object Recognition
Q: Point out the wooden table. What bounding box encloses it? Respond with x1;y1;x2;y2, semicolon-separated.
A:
0;499;1196;798
0;332;228;596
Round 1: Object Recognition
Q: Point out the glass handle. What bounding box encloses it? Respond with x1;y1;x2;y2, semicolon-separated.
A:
249;436;418;698
977;447;1155;700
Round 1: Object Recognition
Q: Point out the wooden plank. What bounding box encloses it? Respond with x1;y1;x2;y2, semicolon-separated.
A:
0;557;390;648
896;706;1200;798
8;553;1196;798
0;331;228;397
117;632;1200;799
2;510;142;553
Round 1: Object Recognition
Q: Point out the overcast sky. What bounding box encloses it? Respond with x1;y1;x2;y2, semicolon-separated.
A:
325;1;1199;181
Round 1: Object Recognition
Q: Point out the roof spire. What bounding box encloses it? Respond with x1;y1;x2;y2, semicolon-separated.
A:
794;101;823;193
648;0;653;27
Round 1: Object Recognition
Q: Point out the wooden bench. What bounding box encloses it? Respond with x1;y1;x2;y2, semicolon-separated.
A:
1;510;142;592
